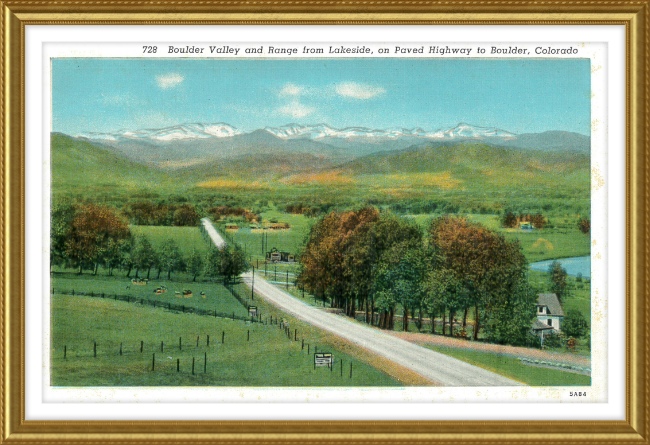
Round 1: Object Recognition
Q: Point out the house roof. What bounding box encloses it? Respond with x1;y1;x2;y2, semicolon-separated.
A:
536;293;564;316
532;319;555;331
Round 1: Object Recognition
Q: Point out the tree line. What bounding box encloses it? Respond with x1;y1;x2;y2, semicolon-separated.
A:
51;203;247;283
297;208;539;346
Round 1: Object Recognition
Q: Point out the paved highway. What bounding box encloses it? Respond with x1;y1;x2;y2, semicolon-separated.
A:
201;217;227;249
241;272;523;387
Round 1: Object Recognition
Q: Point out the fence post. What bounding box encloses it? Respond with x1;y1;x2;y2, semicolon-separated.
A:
301;338;304;350
340;359;343;377
141;341;144;353
207;335;210;347
232;312;235;321
204;352;207;373
192;357;195;375
222;331;224;344
177;358;180;372
247;330;250;342
350;362;353;379
64;345;66;359
119;343;122;356
307;344;309;354
152;353;155;371
196;336;199;347
295;329;297;341
93;341;97;358
161;341;164;352
179;337;182;351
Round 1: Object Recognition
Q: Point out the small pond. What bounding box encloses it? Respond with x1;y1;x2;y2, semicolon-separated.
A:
529;256;591;279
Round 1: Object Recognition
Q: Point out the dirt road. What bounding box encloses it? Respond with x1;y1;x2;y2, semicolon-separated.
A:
241;272;522;387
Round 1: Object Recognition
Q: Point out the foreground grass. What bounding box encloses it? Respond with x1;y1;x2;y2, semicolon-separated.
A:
51;294;401;387
426;345;590;387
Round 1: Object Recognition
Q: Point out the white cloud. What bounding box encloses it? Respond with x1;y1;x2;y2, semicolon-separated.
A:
334;82;385;100
156;73;184;89
279;83;305;97
277;101;315;118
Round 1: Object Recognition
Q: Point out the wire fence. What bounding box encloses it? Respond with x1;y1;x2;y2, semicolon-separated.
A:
52;288;262;324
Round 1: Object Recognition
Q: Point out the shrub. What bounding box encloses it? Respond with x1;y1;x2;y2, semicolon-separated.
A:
543;332;563;348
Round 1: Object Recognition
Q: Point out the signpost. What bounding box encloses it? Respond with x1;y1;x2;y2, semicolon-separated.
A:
314;353;333;369
248;306;258;317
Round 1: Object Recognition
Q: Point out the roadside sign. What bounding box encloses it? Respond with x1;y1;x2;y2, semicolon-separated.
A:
314;352;333;368
248;306;257;317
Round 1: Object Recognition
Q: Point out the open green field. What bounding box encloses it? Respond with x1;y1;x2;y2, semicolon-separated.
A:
218;211;313;262
51;294;401;387
51;273;249;318
130;225;210;255
425;346;591;386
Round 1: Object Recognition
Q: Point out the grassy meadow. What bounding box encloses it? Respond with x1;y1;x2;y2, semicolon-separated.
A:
425;346;591;386
130;225;210;255
51;273;249;318
51;294;402;387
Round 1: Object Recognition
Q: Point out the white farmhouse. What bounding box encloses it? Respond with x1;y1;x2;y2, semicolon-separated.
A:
533;293;565;334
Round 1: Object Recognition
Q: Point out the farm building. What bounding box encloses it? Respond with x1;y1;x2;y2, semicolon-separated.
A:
533;293;565;334
270;222;290;230
266;247;295;263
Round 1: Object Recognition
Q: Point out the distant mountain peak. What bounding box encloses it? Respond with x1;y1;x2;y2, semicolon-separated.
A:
78;122;242;142
427;123;517;139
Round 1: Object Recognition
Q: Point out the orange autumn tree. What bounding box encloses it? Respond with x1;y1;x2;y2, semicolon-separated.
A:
428;216;532;341
63;204;130;274
297;207;379;317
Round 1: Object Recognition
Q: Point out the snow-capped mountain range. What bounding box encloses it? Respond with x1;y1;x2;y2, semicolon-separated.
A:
70;122;589;167
79;123;243;142
79;122;517;143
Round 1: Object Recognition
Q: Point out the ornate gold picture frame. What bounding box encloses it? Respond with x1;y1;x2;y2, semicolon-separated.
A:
2;2;648;443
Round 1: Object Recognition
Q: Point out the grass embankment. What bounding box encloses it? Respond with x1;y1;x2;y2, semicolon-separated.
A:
51;294;402;387
424;345;591;387
234;282;433;386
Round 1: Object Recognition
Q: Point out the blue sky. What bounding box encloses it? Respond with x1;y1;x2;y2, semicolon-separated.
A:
52;58;591;135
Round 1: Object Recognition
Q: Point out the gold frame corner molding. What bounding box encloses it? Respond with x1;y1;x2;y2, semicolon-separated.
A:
2;2;649;444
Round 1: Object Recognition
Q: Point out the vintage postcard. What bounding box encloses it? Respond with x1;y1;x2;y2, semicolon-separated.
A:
46;42;605;403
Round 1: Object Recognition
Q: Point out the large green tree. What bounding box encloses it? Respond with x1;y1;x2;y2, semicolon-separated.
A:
132;236;158;279
548;260;569;303
428;216;529;340
160;239;185;280
373;242;428;331
186;249;204;282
